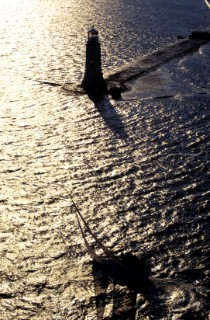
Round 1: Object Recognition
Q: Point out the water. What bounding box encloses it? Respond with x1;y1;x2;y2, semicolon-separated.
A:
0;0;210;319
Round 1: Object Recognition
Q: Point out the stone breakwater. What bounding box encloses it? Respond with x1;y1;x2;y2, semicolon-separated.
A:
105;37;209;88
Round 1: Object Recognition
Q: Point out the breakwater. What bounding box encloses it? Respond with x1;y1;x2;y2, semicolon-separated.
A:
105;37;209;87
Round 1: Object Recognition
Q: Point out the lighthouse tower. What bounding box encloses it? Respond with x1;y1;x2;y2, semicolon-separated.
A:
81;26;107;95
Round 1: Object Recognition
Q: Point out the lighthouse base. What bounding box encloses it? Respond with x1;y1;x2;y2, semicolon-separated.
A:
81;79;108;96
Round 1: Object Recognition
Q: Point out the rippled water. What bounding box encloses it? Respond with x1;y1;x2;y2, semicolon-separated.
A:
0;0;210;319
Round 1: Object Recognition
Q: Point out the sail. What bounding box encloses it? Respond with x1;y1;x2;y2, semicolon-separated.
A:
204;0;210;9
71;198;122;265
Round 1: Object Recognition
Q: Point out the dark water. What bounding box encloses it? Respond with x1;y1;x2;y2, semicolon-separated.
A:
0;0;210;319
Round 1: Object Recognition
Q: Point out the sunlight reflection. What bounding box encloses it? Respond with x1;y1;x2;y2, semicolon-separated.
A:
1;0;33;10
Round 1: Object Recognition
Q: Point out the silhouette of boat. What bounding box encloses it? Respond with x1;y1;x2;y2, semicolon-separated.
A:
72;199;152;292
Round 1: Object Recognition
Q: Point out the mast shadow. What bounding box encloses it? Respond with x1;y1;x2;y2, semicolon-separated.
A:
88;94;128;140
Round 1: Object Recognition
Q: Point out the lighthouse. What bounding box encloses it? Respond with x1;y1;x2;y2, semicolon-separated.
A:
81;26;108;95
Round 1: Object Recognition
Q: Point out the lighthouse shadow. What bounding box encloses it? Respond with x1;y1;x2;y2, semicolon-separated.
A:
88;94;128;140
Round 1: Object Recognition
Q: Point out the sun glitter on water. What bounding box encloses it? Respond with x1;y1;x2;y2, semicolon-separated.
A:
2;0;21;5
1;0;33;9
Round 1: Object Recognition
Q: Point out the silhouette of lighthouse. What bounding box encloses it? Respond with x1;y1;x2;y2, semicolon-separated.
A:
81;26;107;95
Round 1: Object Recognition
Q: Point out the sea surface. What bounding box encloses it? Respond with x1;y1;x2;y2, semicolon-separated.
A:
0;0;210;319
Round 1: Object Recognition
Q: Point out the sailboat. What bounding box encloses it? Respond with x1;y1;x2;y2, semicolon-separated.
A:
72;198;152;292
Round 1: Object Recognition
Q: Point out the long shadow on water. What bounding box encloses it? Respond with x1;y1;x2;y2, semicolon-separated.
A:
88;94;128;140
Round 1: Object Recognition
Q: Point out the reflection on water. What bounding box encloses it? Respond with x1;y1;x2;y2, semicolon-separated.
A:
0;0;210;319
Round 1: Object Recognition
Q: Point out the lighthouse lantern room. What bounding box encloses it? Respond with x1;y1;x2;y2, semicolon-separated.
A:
88;27;99;39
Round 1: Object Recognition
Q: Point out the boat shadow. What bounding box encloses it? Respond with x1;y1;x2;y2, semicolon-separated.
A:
92;256;169;320
88;94;129;140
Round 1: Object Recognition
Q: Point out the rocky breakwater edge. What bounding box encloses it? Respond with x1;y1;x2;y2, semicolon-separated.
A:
104;30;210;98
